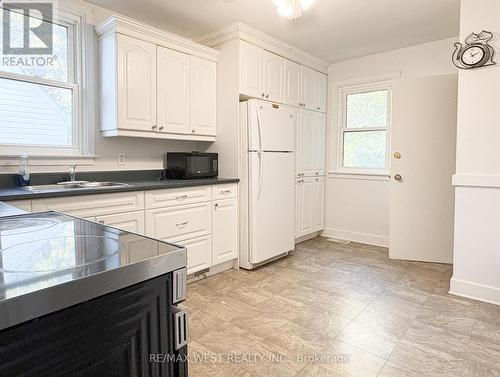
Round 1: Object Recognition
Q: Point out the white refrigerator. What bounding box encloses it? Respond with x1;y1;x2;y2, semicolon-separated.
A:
239;99;295;269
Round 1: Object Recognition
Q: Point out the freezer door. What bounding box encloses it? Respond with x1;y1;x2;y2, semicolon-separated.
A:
247;100;295;152
248;151;295;264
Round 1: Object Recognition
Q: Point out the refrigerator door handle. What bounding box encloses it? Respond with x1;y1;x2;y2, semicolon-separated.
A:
256;105;264;151
257;150;264;200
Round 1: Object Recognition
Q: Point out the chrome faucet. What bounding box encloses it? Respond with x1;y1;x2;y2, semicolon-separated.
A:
69;164;77;182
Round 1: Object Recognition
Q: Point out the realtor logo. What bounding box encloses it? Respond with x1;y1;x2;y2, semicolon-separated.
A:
2;2;53;55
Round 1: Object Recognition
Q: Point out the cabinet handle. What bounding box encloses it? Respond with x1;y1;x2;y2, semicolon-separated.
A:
220;189;231;194
265;94;269;99
159;126;164;131
175;194;188;200
316;107;320;110
192;129;196;133
214;203;219;209
176;221;188;228
261;93;265;97
316;178;319;182
98;220;104;224
152;125;157;131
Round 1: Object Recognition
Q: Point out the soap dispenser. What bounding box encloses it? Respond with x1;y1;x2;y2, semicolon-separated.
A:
15;155;31;187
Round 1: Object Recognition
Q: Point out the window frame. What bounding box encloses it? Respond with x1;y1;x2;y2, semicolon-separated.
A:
336;81;392;176
0;3;95;162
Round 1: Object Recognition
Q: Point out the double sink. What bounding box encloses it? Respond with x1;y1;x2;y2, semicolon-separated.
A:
22;181;132;193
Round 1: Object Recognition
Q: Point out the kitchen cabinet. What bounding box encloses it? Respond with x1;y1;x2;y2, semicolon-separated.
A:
264;51;285;103
178;235;212;275
212;198;238;265
313;71;328;112
117;34;157;132
301;66;315;110
296;110;326;177
95;210;145;234
190;56;217;136
157;46;190;135
284;60;302;107
96;15;219;142
240;40;265;98
313;176;325;231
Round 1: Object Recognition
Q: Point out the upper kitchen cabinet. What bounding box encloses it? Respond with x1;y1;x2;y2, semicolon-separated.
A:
116;34;157;132
301;66;315;110
313;71;328;112
190;56;217;136
96;15;219;142
284;60;301;107
240;40;265;98
264;51;285;103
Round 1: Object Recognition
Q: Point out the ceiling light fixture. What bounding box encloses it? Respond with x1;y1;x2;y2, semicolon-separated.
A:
272;0;314;19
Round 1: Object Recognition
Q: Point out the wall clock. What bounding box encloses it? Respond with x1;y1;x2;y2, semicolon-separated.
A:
452;31;496;69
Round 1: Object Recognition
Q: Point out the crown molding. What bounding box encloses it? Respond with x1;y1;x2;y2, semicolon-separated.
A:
197;22;329;73
95;15;220;62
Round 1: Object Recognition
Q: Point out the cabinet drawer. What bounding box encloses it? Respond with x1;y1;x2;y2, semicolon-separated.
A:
95;210;145;234
4;200;31;211
145;186;211;209
177;235;212;275
32;192;144;218
145;202;211;242
211;183;238;200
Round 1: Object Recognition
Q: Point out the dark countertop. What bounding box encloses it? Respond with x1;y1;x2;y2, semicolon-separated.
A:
0;177;239;201
0;211;186;331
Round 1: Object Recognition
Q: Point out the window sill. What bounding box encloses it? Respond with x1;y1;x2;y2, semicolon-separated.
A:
328;171;391;181
0;154;98;167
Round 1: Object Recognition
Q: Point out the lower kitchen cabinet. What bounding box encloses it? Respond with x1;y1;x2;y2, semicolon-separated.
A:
95;210;145;234
295;176;325;239
212;197;238;265
178;235;212;275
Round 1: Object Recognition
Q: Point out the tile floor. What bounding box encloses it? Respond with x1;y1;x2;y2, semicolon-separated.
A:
184;237;500;377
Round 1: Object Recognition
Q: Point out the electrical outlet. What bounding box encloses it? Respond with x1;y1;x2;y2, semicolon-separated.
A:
118;152;126;165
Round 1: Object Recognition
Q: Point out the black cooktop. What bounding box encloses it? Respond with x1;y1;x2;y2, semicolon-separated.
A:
0;212;183;307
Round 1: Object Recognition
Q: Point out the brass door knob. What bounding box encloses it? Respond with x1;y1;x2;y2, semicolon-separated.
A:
394;174;402;181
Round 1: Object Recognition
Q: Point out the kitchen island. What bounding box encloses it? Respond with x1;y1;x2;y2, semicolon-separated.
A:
0;210;187;376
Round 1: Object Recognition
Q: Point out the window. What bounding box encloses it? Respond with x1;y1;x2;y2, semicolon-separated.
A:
0;4;93;158
338;83;391;174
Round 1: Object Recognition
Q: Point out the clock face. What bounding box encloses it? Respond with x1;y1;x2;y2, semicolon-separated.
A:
462;45;486;66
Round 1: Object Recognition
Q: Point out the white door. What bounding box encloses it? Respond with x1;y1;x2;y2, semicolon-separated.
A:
212;198;238;264
157;46;190;135
249;151;294;264
313;72;328;112
314;177;325;231
247;101;295;152
178;235;212;275
300;109;316;176
314;112;326;176
240;41;264;98
301;66;315;110
264;51;284;103
299;177;315;236
284;60;302;107
117;34;156;132
389;75;458;263
190;56;217;136
95;211;145;234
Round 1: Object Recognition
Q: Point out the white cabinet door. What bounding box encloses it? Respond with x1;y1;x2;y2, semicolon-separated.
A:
295;178;302;238
313;177;325;231
157;46;190;135
95;211;145;234
190;56;217;136
313;71;328;113
285;60;302;107
117;34;157;132
301;66;315;110
300;110;316;177
293;108;302;177
240;41;264;98
264;51;284;103
178;235;212;275
212;198;238;265
314;112;326;176
299;177;315;236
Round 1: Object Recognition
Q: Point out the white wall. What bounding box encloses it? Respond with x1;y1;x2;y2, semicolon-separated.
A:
450;0;500;304
324;38;457;247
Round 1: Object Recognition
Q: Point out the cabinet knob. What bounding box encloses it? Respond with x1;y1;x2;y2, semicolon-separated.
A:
394;174;402;182
261;93;265;97
265;94;269;99
316;107;320;110
152;125;157;131
98;220;104;224
159;126;164;131
214;203;219;209
192;129;196;133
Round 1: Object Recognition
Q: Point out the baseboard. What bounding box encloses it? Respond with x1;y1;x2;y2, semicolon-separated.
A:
449;277;500;305
321;228;389;248
295;232;319;244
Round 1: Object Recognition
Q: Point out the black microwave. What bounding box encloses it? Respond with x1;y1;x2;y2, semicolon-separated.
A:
164;152;218;179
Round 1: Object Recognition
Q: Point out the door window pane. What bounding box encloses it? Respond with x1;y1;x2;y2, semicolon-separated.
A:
346;90;388;129
0;77;73;146
343;131;386;169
